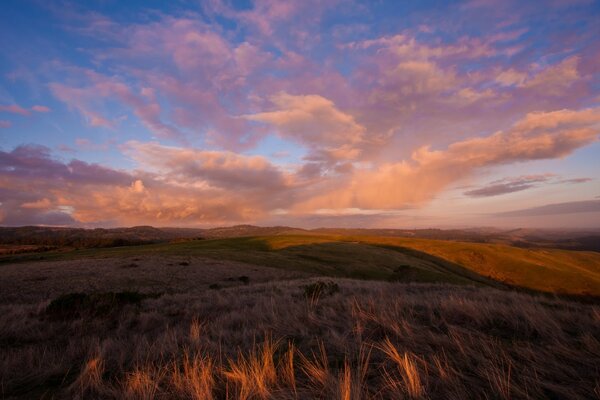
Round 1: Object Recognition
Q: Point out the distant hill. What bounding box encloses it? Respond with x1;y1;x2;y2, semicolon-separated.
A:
0;224;598;252
200;225;308;238
0;226;175;247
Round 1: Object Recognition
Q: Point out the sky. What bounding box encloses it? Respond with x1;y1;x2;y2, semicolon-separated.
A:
0;0;599;229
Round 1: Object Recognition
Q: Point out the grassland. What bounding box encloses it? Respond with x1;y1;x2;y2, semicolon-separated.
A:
3;234;599;296
1;233;599;398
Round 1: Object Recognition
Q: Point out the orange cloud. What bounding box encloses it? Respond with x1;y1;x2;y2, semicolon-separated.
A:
124;141;292;191
243;93;366;161
1;104;598;227
294;107;600;211
520;56;580;94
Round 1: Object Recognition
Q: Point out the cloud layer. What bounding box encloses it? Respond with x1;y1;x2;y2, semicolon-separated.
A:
1;1;599;227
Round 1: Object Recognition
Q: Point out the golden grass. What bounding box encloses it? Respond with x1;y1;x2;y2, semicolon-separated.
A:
379;338;424;398
172;353;214;400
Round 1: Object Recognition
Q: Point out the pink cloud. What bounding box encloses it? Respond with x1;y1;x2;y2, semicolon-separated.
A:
0;120;11;128
1;103;598;227
31;105;51;113
21;198;53;209
0;104;31;116
124;141;292;191
519;56;580;95
50;73;181;138
0;144;274;226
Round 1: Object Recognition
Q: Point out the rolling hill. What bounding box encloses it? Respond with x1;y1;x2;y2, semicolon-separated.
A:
2;233;598;297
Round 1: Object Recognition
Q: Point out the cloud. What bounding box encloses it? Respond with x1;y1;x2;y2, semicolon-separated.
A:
0;104;51;116
0;120;11;128
1;208;76;227
558;177;592;184
243;93;366;161
124;141;292;191
495;200;600;217
464;175;554;197
4;105;595;226
0;104;31;116
130;180;145;193
203;0;338;38
520;56;580;95
5;3;600;227
0;144;282;226
20;198;53;209
294;106;600;210
0;144;132;185
50;73;182;139
495;69;527;86
463;174;591;197
31;105;51;113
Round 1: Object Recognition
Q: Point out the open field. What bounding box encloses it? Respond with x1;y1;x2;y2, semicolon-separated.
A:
1;233;599;398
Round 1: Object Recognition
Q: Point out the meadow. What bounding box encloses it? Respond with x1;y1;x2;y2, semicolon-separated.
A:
1;234;599;399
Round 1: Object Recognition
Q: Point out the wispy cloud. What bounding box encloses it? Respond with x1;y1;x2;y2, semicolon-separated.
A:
495;200;600;217
464;174;592;197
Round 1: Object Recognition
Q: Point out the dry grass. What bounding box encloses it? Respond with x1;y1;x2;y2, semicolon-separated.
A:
1;276;599;399
0;255;310;304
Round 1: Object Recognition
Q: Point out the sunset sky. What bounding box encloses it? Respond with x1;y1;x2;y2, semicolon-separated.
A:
0;0;599;228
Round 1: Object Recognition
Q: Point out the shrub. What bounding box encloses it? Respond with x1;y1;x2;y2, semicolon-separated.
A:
388;265;419;282
238;276;250;285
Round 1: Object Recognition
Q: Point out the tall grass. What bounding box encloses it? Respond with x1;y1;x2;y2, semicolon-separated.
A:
1;279;599;399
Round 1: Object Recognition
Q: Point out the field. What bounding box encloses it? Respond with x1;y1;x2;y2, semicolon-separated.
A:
1;234;599;398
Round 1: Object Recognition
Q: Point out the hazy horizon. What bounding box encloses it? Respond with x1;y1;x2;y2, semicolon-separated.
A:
1;1;599;229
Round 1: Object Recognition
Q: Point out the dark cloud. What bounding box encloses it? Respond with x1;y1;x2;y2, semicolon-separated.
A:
0;145;133;185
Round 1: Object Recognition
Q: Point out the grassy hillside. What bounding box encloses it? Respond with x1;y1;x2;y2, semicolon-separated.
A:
2;233;598;296
353;236;600;296
1;235;599;398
